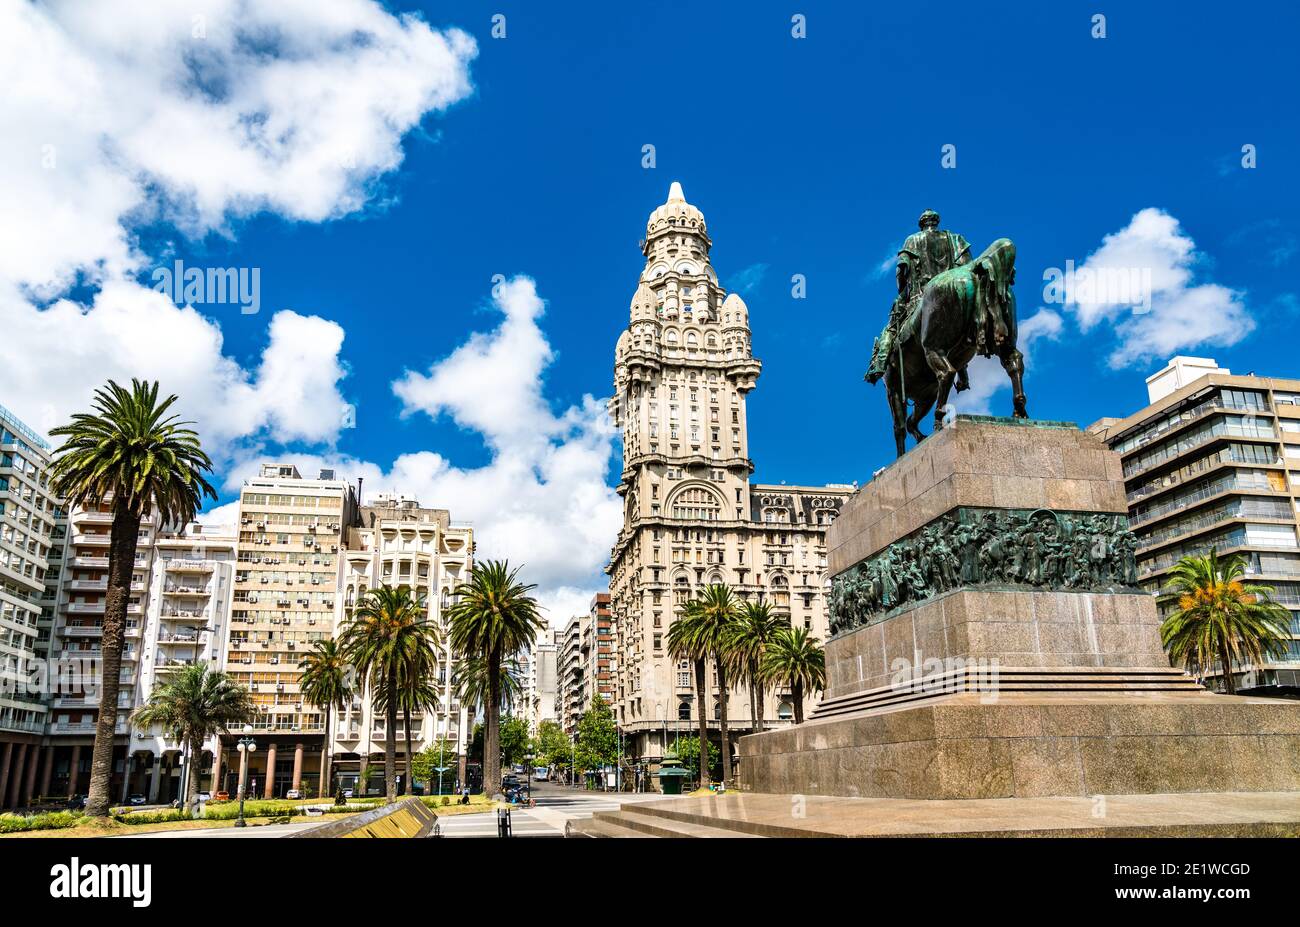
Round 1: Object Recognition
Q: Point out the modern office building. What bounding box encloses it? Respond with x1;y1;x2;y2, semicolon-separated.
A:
605;183;853;779
218;463;358;798
334;493;472;795
0;405;58;809
1089;356;1300;690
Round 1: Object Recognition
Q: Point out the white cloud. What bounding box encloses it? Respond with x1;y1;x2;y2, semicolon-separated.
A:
0;0;476;453
221;278;623;627
0;281;351;453
958;308;1063;416
392;278;622;625
1055;208;1252;368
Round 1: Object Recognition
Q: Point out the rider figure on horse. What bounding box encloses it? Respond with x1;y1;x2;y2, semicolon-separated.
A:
866;209;972;385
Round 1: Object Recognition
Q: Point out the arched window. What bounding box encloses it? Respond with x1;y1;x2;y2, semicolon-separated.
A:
670;486;722;521
777;701;794;721
713;699;722;720
665;330;679;345
678;701;692;721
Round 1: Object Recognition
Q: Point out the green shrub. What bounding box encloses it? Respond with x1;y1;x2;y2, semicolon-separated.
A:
441;796;451;807
0;810;84;833
202;799;302;821
113;809;191;826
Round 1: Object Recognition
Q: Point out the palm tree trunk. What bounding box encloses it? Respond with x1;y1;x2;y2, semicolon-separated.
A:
319;704;331;799
1220;644;1235;695
693;657;709;788
793;679;805;724
752;657;765;734
384;666;398;801
186;733;202;809
403;707;414;796
86;505;141;818
716;657;732;787
484;644;502;795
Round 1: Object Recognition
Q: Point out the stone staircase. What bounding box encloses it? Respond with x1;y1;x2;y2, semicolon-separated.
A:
570;802;764;838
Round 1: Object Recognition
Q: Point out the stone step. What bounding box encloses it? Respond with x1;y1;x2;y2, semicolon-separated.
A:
591;808;762;838
812;667;1206;718
568;817;647;838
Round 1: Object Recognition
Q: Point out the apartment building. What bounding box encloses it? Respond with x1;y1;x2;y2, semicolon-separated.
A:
122;524;237;802
530;629;560;730
1089;356;1300;690
219;463;357;798
557;612;587;734
0;405;57;809
333;493;472;795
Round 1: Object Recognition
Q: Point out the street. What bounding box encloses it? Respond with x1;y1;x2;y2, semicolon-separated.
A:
432;782;669;838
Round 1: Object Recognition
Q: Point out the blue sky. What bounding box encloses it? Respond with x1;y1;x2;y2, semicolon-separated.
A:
4;0;1298;621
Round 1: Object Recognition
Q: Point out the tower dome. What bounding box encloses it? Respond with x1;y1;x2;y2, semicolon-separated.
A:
630;282;658;322
722;292;750;329
646;181;707;238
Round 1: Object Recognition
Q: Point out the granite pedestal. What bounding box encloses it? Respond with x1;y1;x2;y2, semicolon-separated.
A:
738;417;1300;805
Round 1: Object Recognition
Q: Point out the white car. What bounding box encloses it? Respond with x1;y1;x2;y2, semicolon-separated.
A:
286;789;302;799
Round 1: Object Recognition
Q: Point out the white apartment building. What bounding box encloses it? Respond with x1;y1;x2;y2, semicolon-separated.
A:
334;493;472;795
220;463;358;799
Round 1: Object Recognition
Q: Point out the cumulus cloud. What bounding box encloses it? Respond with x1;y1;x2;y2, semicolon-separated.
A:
1052;208;1252;369
0;0;476;452
390;277;622;624
221;279;622;626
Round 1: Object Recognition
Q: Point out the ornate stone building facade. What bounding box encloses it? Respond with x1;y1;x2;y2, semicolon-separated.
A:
606;184;853;780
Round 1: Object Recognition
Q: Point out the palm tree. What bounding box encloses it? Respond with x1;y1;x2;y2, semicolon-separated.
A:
760;626;826;724
339;585;439;801
1160;551;1291;694
446;561;544;795
693;584;740;786
49;379;216;817
667;598;712;789
132;664;254;808
453;653;523;714
374;660;441;795
298;639;353;799
727;600;787;734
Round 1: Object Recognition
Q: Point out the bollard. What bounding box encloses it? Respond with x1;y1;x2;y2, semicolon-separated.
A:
497;807;512;838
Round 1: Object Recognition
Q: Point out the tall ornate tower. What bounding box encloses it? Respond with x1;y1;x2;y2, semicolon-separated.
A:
607;183;851;779
611;181;761;525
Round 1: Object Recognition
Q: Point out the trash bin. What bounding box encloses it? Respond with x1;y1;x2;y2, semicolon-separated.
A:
655;749;689;795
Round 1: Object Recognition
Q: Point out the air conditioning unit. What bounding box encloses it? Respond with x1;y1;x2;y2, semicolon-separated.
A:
307;618;316;626
288;641;296;649
276;684;284;692
270;657;279;665
311;578;320;585
261;642;269;648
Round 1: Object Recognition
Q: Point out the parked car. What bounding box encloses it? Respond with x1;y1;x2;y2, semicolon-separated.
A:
286;789;302;799
127;794;147;806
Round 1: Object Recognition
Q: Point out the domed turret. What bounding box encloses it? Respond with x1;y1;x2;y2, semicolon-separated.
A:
646;181;707;239
722;292;749;330
630;282;658;322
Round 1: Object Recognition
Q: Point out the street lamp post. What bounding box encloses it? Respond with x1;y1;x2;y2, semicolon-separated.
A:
234;725;257;828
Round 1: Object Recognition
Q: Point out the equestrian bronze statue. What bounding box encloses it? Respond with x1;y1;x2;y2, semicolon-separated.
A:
866;210;1028;457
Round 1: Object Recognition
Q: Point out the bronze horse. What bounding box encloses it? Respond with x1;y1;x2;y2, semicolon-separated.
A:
878;238;1028;457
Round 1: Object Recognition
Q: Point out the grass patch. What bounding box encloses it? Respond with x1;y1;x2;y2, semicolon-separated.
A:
0;810;84;834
